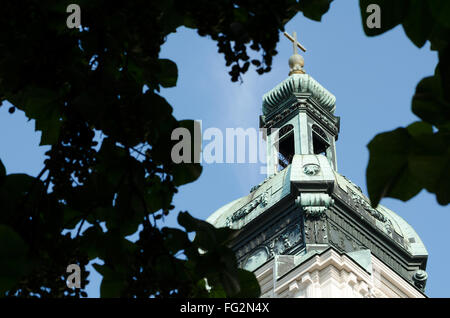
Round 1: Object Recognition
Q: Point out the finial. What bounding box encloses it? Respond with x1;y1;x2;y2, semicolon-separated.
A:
284;31;306;75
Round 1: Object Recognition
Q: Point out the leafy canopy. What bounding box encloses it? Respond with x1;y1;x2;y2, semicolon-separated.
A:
360;0;450;207
0;0;332;297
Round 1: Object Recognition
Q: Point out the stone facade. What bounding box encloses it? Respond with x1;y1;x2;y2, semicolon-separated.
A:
256;248;425;298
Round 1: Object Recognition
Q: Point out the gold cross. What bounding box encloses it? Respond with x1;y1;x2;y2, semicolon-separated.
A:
283;31;307;54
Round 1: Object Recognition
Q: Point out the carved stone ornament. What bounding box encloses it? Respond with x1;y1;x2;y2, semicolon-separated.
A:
412;269;428;291
296;193;334;218
268;224;302;257
241;224;303;271
348;188;387;223
305;103;339;134
303;163;320;176
304;219;328;244
226;190;270;225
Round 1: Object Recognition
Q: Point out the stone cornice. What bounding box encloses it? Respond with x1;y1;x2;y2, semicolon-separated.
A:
254;247;425;298
261;97;340;137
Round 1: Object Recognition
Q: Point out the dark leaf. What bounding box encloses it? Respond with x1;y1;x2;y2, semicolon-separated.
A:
93;263;126;298
8;87;62;146
62;207;84;230
157;59;178;88
428;0;450;28
171;120;203;186
0;225;29;295
299;0;333;22
360;0;409;37
366;126;422;207
412;71;450;129
178;211;213;234
407;131;450;205
233;269;261;298
367;122;450;206
402;0;434;48
439;47;450;102
0;159;5;177
172;163;203;187
162;227;190;254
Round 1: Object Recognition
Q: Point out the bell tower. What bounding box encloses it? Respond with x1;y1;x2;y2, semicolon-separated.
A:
262;32;339;176
207;31;428;298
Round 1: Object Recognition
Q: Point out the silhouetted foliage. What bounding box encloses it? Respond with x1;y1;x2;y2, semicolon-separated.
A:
0;0;332;297
360;0;450;207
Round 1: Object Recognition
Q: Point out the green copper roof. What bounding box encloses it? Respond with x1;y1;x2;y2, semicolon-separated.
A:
262;74;336;115
207;154;428;259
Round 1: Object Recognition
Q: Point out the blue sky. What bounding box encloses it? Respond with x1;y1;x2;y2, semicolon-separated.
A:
0;0;448;297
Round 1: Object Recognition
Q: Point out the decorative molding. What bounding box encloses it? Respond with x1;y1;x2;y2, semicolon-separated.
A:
327;211;412;281
347;187;387;223
328;223;365;254
256;248;425;298
334;186;413;253
305;102;339;135
263;102;301;129
250;171;280;193
341;175;363;193
304;219;328;244
296;193;334;219
268;224;302;256
262;99;339;137
234;206;302;261
303;163;320;176
312;124;329;143
412;270;428;291
279;124;294;137
226;190;270;225
237;218;304;269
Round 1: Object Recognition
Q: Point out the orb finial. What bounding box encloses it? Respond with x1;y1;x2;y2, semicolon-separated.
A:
284;31;307;75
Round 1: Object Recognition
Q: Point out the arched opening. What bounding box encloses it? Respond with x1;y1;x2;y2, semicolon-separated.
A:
276;124;294;170
312;125;329;156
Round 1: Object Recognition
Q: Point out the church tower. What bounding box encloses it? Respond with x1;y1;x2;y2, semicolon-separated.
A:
207;32;428;298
